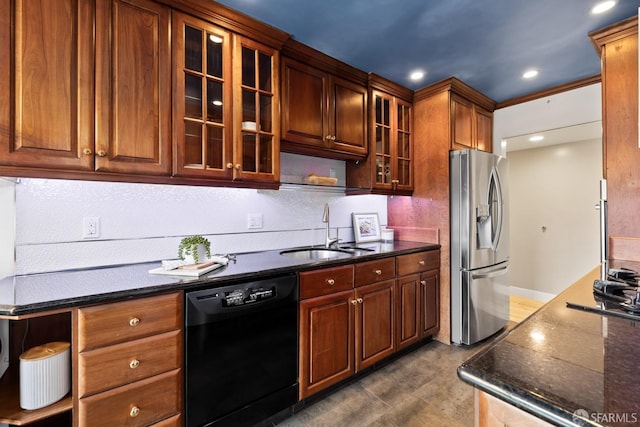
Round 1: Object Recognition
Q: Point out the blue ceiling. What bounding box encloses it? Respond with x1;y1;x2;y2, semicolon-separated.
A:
215;0;639;103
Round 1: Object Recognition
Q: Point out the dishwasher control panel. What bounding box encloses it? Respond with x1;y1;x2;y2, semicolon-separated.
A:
223;286;275;307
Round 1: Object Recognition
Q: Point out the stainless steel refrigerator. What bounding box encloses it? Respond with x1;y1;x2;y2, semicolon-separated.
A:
450;149;510;345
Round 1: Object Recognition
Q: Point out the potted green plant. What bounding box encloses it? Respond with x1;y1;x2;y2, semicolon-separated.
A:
178;235;211;264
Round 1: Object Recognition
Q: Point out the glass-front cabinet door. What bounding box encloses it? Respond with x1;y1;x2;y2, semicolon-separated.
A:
371;90;412;192
233;36;279;183
395;99;413;191
374;95;392;186
172;12;233;179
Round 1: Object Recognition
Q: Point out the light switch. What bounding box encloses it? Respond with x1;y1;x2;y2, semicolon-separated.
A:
247;213;263;229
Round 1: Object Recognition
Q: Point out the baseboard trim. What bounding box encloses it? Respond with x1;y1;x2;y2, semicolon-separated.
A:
509;286;555;303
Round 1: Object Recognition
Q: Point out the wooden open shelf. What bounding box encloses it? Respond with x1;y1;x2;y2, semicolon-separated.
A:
0;368;72;425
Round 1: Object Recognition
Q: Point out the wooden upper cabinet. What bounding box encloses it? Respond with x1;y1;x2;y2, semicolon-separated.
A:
451;94;474;150
451;92;493;153
280;59;326;148
347;74;413;195
0;0;95;170
280;44;368;160
232;36;280;183
451;93;493;153
172;12;233;180
330;77;368;157
172;12;279;184
475;105;493;152
95;0;171;175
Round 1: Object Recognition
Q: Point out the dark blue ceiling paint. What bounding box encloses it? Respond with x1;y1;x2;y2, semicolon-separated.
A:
216;0;640;102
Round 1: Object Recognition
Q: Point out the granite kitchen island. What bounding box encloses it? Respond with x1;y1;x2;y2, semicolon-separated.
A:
458;266;640;426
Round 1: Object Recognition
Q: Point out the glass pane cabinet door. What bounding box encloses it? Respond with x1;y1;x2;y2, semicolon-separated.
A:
173;13;231;178
374;95;392;186
396;102;412;187
235;37;279;182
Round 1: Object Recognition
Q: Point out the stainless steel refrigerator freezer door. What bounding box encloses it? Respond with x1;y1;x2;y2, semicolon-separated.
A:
453;263;510;345
450;150;509;271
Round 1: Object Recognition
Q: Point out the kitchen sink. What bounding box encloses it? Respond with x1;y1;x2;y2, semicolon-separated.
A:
339;246;375;254
279;248;354;260
279;246;377;260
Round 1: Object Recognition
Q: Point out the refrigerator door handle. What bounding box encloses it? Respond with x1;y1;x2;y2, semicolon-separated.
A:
470;264;509;279
488;168;504;251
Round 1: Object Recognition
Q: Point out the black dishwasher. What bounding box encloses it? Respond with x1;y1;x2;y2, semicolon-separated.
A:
184;273;298;427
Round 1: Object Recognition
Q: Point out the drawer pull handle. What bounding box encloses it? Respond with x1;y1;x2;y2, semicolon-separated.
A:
419;260;425;266
374;269;382;275
357;298;363;304
130;406;140;418
351;299;358;305
420;280;426;285
326;278;335;286
129;317;140;327
129;359;140;369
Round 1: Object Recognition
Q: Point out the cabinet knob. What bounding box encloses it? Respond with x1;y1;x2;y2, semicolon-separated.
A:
374;269;382;276
420;280;426;285
330;136;336;141
129;359;140;369
82;148;92;156
226;163;234;169
326;278;335;286
357;298;363;304
129;406;141;418
325;135;332;140
234;163;241;170
351;299;358;305
97;150;107;157
129;317;140;327
419;260;425;266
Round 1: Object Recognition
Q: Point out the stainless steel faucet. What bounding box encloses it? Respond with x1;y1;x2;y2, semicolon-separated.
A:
322;203;339;248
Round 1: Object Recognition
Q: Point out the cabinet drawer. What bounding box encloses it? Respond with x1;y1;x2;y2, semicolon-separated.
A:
299;265;354;300
397;250;439;276
77;292;181;351
77;369;181;427
354;258;395;287
78;330;181;398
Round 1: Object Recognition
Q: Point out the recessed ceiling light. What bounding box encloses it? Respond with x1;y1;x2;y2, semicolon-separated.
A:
529;135;544;142
591;1;616;14
409;70;425;81
522;69;539;79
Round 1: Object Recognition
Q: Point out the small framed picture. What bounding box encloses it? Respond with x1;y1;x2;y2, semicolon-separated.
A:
352;213;381;243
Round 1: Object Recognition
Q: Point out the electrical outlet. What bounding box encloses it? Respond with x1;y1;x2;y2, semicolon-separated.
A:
247;213;263;229
83;217;100;239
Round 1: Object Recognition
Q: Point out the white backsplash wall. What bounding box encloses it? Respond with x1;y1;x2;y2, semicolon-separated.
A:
14;178;387;275
0;179;16;279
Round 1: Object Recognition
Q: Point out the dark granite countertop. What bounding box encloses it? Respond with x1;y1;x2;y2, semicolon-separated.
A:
0;241;438;317
458;266;640;427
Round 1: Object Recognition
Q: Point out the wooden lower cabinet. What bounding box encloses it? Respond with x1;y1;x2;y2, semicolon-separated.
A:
77;369;181;427
476;389;552;426
396;251;440;350
299;251;439;399
355;279;395;371
299;282;395;399
420;269;440;337
299;289;355;398
74;292;183;426
396;273;421;349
